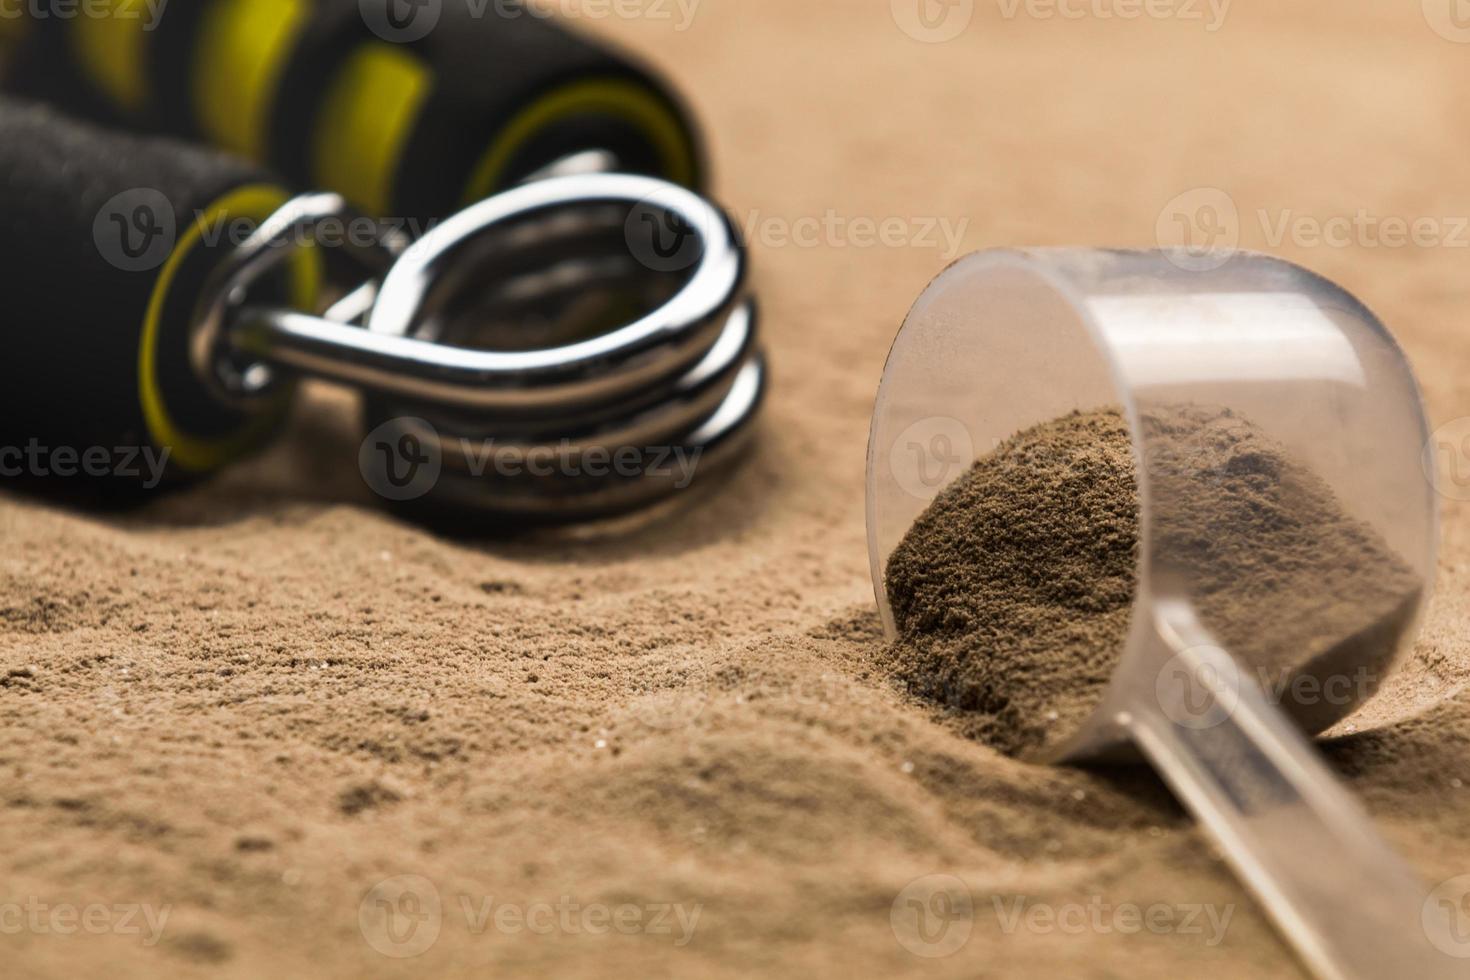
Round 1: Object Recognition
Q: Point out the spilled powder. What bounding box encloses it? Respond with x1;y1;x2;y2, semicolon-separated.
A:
884;406;1423;758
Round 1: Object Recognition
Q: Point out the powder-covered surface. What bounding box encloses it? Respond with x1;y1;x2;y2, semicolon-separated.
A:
884;406;1423;758
5;4;1470;978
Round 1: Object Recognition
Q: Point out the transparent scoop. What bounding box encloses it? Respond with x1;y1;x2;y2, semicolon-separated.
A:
866;249;1453;979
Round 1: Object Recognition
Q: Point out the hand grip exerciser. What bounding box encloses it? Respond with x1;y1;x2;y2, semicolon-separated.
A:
0;98;762;519
868;250;1454;979
2;0;703;218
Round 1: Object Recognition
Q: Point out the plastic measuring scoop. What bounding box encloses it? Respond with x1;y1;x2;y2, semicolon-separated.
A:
866;249;1455;980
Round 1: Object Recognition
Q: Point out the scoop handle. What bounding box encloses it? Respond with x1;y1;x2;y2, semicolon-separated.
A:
1120;598;1456;980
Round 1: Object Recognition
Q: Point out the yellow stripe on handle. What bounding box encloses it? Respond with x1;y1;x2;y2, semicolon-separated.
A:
461;77;699;203
139;184;321;473
311;43;432;216
68;0;153;112
192;0;310;161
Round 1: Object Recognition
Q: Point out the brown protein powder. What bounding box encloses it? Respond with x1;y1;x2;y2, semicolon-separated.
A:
883;406;1422;758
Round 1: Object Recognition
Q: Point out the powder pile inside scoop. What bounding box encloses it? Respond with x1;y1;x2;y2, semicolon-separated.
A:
884;406;1422;758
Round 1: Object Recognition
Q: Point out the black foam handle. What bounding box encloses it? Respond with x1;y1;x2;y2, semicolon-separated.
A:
0;98;307;489
394;0;705;215
289;0;705;219
2;0;704;219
